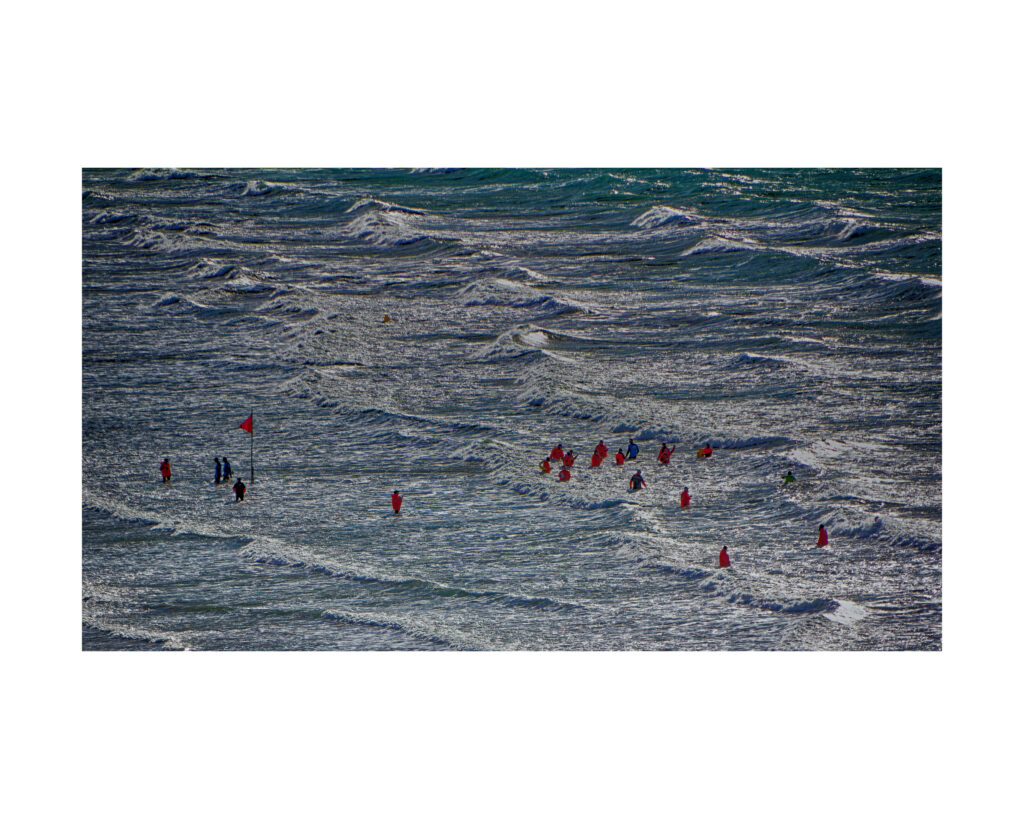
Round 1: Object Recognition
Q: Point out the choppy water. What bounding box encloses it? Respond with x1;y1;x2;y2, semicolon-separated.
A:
82;168;941;650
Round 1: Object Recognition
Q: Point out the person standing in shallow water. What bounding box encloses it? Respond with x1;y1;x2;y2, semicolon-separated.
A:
392;490;403;514
233;478;246;502
159;458;171;483
222;457;232;481
817;524;828;547
719;546;730;568
214;457;222;484
680;487;690;507
626;439;639;459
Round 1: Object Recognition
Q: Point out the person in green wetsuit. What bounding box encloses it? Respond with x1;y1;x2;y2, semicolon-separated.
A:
783;470;795;484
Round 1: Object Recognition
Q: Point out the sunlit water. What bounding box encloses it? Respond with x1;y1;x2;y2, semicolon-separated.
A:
82;168;941;650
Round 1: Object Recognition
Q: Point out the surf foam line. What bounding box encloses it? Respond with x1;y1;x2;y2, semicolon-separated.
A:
273;385;504;444
83;496;588;616
244;536;586;614
516;375;797;450
721;591;840;615
81;613;189;651
321;610;478;650
459;278;592;316
83;492;162;527
82;491;261;544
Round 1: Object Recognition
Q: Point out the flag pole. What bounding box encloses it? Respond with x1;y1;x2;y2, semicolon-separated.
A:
250;407;254;484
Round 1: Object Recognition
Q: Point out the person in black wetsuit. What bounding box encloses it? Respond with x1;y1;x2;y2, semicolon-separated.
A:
214;457;222;484
233;478;246;502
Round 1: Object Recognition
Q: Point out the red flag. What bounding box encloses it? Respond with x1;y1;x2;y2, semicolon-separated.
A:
239;414;253;434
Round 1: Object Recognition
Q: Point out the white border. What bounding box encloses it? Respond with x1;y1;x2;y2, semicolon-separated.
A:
6;1;1020;816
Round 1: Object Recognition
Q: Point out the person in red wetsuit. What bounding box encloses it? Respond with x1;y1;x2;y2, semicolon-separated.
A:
697;444;713;459
817;524;828;547
558;467;571;481
680;487;690;507
550;444;564;461
159;458;171;483
540;458;552;474
562;450;575;468
392;490;403;514
719;546;730;568
596;440;608;459
591;451;602;468
658;443;676;465
615;448;626;465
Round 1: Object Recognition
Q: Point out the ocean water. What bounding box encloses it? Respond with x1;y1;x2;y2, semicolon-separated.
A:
82;168;941;650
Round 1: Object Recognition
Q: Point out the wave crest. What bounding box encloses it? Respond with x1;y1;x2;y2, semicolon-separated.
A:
631;206;701;230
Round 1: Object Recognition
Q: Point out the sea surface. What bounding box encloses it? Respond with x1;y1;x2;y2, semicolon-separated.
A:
82;168;941;650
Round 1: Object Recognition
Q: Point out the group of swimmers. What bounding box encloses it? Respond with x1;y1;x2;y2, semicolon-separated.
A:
540;438;712;488
538;438;828;566
156;457;247;501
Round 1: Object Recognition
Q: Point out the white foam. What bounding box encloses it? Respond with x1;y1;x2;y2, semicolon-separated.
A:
824;600;869;626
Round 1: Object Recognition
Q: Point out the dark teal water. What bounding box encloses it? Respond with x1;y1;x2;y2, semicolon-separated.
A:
82;168;941;649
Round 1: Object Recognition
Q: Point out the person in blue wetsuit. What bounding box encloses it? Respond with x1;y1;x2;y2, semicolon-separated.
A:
626;439;639;459
222;457;233;481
